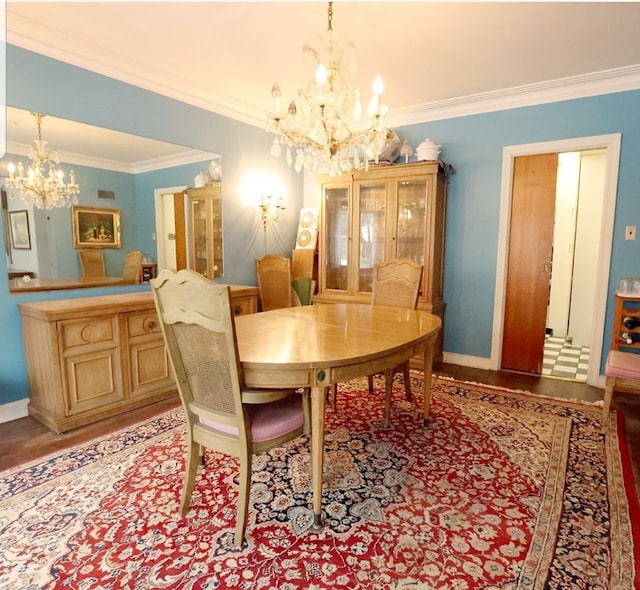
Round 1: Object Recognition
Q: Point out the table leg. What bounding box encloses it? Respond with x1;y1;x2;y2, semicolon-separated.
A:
423;344;434;426
310;384;326;531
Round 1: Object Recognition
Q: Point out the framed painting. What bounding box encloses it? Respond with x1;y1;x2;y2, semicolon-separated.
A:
72;206;121;248
9;210;31;250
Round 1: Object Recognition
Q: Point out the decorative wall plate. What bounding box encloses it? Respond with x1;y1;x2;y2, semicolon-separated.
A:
295;208;319;250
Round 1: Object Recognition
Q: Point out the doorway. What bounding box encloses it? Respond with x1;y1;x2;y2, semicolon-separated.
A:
153;185;187;272
492;134;622;387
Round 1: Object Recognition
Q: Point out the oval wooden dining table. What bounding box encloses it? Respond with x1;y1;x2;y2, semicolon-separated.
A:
234;302;441;531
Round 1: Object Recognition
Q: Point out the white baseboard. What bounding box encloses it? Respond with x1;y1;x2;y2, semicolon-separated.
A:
442;351;605;388
0;399;29;424
442;352;493;370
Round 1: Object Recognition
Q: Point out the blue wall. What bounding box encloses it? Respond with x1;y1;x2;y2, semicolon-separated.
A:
2;44;640;412
396;92;640;365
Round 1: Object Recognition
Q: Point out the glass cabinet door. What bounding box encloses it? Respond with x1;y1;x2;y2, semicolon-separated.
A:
395;178;428;265
186;184;223;279
190;198;212;277
357;181;387;293
324;186;350;291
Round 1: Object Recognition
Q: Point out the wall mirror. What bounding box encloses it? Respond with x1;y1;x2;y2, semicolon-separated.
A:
2;106;221;292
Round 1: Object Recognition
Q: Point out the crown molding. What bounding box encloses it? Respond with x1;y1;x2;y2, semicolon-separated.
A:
6;141;217;174
8;13;640;131
389;65;640;127
7;15;264;128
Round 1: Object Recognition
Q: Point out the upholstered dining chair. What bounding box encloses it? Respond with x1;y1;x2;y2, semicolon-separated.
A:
332;258;423;425
292;277;314;306
150;269;309;547
122;250;143;284
256;254;293;311
79;249;106;277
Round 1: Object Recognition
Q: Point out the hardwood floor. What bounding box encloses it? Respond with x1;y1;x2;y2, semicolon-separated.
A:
1;365;639;501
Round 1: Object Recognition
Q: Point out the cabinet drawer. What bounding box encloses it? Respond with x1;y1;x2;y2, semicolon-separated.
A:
232;295;257;316
60;316;118;351
127;311;162;337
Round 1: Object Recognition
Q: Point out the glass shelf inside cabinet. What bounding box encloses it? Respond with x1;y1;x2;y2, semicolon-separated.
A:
358;183;386;292
397;180;427;264
325;187;349;291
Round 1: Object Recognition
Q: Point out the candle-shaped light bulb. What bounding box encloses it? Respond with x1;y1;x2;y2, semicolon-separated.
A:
316;64;328;103
373;75;384;96
372;76;384;116
316;64;328;85
271;82;282;117
8;163;15;179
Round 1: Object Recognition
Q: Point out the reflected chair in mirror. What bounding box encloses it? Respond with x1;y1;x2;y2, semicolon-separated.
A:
150;269;309;547
79;249;106;277
122;250;144;284
256;254;293;311
332;258;423;425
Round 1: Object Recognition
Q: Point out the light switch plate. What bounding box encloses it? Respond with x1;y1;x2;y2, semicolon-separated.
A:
625;225;636;240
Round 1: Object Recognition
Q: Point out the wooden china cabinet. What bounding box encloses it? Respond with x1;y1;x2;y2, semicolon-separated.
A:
314;161;451;364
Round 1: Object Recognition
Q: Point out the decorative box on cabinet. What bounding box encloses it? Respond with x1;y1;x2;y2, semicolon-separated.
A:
18;285;259;433
314;161;451;365
141;263;157;283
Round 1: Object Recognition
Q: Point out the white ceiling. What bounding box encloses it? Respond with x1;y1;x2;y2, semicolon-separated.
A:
6;2;640;167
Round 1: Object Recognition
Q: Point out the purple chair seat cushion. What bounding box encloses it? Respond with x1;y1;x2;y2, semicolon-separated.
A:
200;392;304;442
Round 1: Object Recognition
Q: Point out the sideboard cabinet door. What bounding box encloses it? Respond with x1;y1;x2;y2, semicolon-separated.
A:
124;310;173;399
59;315;124;415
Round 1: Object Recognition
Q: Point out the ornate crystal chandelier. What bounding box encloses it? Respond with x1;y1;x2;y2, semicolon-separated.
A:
266;2;389;177
6;112;80;209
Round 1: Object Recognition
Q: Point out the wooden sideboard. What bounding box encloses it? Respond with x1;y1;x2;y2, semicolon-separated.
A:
18;285;259;433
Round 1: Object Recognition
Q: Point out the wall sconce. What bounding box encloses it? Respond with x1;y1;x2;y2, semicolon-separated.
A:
259;195;286;254
259;195;285;228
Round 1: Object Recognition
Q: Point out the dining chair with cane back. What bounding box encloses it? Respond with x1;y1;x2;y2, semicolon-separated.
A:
332;258;423;425
150;269;310;547
122;250;143;284
78;249;106;278
256;254;293;311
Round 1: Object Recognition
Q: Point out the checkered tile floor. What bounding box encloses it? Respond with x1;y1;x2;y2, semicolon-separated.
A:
542;336;589;382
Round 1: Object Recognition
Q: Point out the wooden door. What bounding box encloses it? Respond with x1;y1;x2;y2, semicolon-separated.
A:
502;153;558;373
173;192;187;270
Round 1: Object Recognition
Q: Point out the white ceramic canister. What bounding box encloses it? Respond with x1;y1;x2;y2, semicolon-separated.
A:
416;138;441;162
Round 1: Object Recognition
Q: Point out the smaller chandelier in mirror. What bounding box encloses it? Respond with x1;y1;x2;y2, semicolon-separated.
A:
266;2;389;177
6;112;80;209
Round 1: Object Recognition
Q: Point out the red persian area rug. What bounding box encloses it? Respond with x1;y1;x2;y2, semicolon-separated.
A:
1;375;639;589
